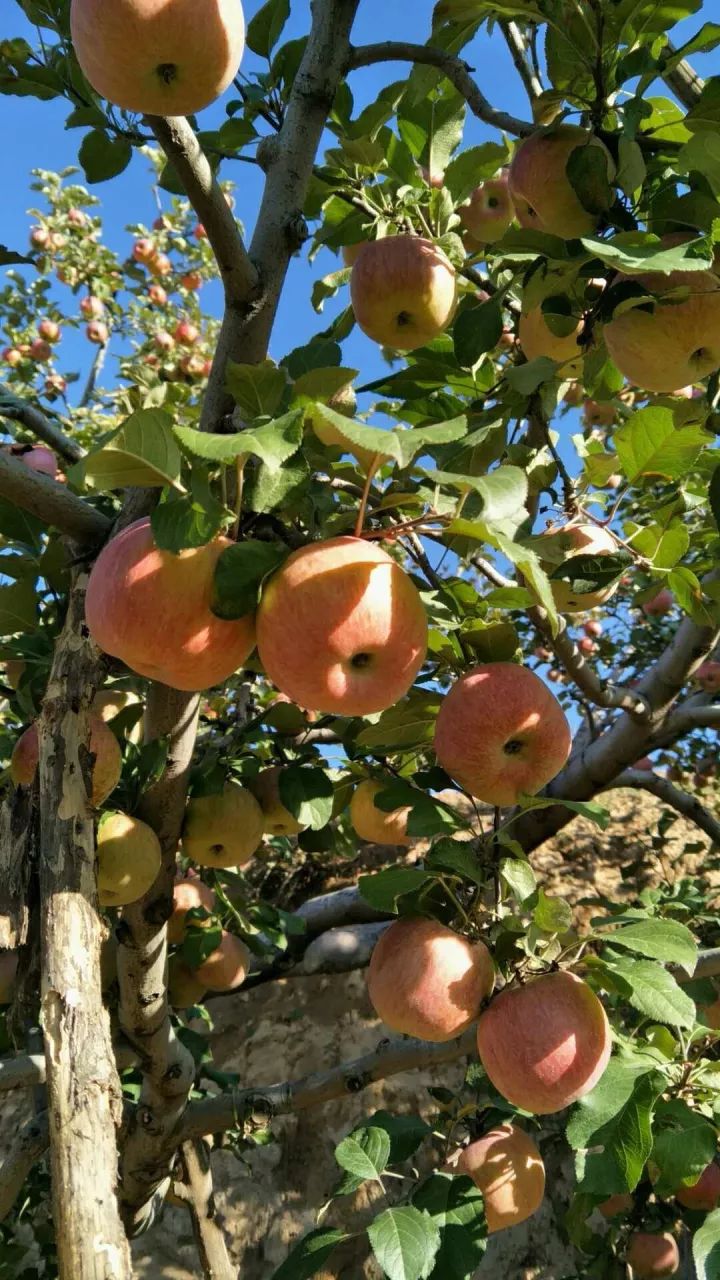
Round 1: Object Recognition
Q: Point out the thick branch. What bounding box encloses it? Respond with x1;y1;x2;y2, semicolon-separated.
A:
605;770;720;846
652;701;720;746
348;42;534;137
0;396;83;464
661;41;704;110
530;606;651;719
0;449;110;542
295;884;391;935
180;1139;235;1280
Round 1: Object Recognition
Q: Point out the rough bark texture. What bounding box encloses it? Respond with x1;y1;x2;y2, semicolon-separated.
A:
0;785;34;949
37;569;131;1279
180;1140;235;1280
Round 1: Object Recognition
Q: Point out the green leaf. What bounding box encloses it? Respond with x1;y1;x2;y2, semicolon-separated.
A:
78;409;182;490
580;234;713;275
567;1059;655;1150
432;465;528;524
443;143;508;204
374;782;462;839
394;418;468;468
175;410;303;470
413;1174;487;1280
710;465;720;534
603;957;696;1028
278;767;334;831
0;580;37;634
427;838;486;887
78;130;132;184
550;551;631;594
246;0;291;57
212;540;288;620
368;1206;441;1280
567;143;614;217
614;407;711;483
335;1125;391;1182
454;301;503;369
608;1071;663;1192
505;357;559;394
694;1207;720;1280
225;360;289;418
248;453;309;513
516;795;610;828
651;1099;718;1199
151;496;223;552
533;890;573;934
367;1111;431;1165
599;920;697;972
270;1227;349;1280
499;857;537;904
358;868;432;913
356;693;441;752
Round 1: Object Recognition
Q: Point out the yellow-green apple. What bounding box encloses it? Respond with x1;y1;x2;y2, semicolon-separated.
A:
92;688;143;744
11;715;122;806
195;930;250;990
449;1124;545;1232
434;663;571;807
168;955;207;1008
626;1232;680;1278
367;917;494;1042
642;588;674;618
256;536;427;715
350;779;412;846
248;766;304;837
168;875;216;944
0;951;18;1004
696;660;720;692
538;522;620;613
149;252;172;277
604;269;720;393
519;304;584;370
350;236;457;351
598;1193;633;1218
477;971;611;1114
674;1161;720;1211
85;517;256;691
70;0;246;116
460;172;514;247
96;812;162;907
182;782;264;867
509;125;615;239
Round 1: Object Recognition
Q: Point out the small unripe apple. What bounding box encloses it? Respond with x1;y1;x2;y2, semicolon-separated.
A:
642;589;674;618
97;812;162;907
11;715;122;807
626;1231;680;1278
38;319;60;343
182;782;264;868
132;237;156;263
168;877;216;944
451;1124;545;1232
181;271;202;290
29;338;53;363
195;931;250;991
174;320;200;347
80;295;105;319
86;320;109;345
148;284;168;306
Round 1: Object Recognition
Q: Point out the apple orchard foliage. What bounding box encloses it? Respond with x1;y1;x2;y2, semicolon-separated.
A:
1;0;720;1278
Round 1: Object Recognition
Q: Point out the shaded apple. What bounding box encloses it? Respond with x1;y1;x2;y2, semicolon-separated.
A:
92;688;143;745
518;304;584;371
182;782;264;867
538;522;620;613
450;1124;545;1232
605;269;720;393
367;917;494;1042
256;536;427;716
674;1161;720;1211
195;931;250;991
350;779;412;846
626;1232;680;1278
85;517;256;691
350;236;457;351
11;715;122;806
460;172;514;246
434;663;571;807
598;1192;633;1218
248;766;304;837
168;955;207;1009
509;125;615;239
168;876;216;944
642;588;674;618
97;812;162;907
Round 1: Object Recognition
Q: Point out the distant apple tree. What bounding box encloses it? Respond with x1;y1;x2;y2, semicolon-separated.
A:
1;1;720;1279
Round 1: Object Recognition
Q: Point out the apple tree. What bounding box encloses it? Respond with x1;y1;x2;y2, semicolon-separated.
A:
0;0;719;1277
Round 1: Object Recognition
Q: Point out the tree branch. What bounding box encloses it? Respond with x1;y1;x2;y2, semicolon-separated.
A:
347;42;535;137
652;700;720;746
661;40;704;110
605;769;720;846
0;448;110;542
0;396;84;464
529;607;651;720
501;21;543;102
179;1139;235;1280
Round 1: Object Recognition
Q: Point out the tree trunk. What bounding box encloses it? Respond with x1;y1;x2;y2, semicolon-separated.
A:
37;567;131;1280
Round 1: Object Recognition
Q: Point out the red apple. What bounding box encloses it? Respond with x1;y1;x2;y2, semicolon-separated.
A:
11;715;122;807
29;339;52;363
148;284;168;306
350;236;458;351
38;319;60;344
642;589;674;618
174;320;200;347
696;660;720;693
460;171;514;246
80;295;105;319
626;1232;680;1278
86;321;109;345
509;125;615;239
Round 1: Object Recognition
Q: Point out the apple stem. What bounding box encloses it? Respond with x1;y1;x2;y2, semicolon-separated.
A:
354;453;382;538
231;456;246;540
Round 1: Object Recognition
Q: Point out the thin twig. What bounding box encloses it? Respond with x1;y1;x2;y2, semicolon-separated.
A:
606;769;720;846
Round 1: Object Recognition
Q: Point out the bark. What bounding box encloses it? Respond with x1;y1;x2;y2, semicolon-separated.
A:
37;568;131;1279
0;448;110;541
0;785;34;949
179;1139;235;1280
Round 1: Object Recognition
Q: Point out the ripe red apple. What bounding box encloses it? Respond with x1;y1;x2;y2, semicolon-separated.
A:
539;522;620;613
86;320;109;345
70;0;246;116
182;782;264;867
460;172;514;246
605;269;720;393
174;320;200;347
584;620;603;638
598;1192;633;1218
509;125;615;239
193;223;208;241
248;766;304;837
3;347;23;367
38;319;60;343
350;236;458;351
168;876;216;944
367;917;494;1042
148;284;168;306
85;517;256;691
451;1124;545;1232
80;295;105;318
97;812;162;907
11;714;122;806
256;537;428;716
577;636;596;655
434;663;572;807
642;588;674;618
181;271;202;290
132;237;156;263
696;660;720;693
30;226;50;249
195;931;250;991
154;329;175;352
29;339;53;363
674;1161;720;1211
626;1232;680;1278
67;207;86;227
477;971;611;1114
350;779;412;846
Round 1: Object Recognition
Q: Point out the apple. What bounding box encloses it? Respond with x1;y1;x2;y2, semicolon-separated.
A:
674;1161;720;1211
132;237;156;264
434;663;572;807
179;353;208;378
367;917;494;1042
451;1124;545;1232
605;268;720;393
547;668;563;683
582;398;615;428
577;636;596;655
584;620;603;638
634;756;654;771
477;971;612;1114
92;688;143;745
509;125;615;239
626;1232;680;1278
533;646;552;661
0;951;18;1005
350;779;412;846
256;536;427;716
154;329;175;352
193;223;208;241
86;518;256;691
181;271;202;290
29;339;52;363
11;714;122;806
168;955;207;1009
150;253;172;277
519;304;584;370
38;319;60;344
86;321;109;345
538;522;620;613
350;236;457;351
696;660;720;693
3;347;23;367
460;172;514;246
598;1192;633;1218
51;232;66;251
10;445;59;479
147;284;167;306
248;766;304;837
70;0;246;115
563;381;584;406
168;876;216;945
182;782;264;867
174;320;200;347
30;226;50;249
44;375;67;397
97;812;162;907
642;588;674;618
195;931;250;991
67;207;86;227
